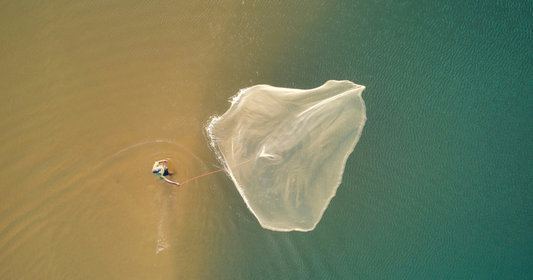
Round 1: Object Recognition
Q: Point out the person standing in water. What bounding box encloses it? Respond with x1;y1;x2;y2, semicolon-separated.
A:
152;160;180;186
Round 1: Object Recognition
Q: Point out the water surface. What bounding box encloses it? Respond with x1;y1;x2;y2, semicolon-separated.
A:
0;1;532;279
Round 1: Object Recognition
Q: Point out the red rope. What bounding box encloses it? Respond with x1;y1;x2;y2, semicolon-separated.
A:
179;156;259;185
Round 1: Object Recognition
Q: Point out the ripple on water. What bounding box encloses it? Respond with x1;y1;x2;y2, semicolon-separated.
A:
0;139;209;277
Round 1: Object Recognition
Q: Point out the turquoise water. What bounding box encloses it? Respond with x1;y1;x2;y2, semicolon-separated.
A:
211;1;533;279
1;0;531;279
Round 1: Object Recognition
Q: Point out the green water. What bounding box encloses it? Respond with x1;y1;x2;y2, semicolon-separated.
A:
0;0;531;279
213;1;533;279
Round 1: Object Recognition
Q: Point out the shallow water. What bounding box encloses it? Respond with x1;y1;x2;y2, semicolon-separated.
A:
1;1;532;279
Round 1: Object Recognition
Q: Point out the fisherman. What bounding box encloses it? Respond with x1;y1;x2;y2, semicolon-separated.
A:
152;159;180;186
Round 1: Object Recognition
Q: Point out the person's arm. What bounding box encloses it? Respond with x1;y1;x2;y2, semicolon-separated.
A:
163;177;180;186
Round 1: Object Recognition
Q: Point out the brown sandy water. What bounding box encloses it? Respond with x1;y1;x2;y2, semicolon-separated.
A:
1;1;232;279
0;1;330;279
0;2;218;279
